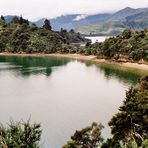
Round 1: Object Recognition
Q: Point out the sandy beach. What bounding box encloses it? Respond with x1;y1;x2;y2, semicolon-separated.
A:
50;53;148;71
0;52;148;72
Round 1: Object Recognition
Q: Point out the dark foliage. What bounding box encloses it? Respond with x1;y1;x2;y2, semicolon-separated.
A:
109;76;148;146
0;120;42;148
0;16;88;54
85;29;148;62
63;122;104;148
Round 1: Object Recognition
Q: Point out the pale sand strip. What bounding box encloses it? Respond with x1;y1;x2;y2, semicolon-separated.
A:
50;53;148;71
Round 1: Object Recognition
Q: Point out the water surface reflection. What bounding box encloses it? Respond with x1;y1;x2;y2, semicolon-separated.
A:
0;55;144;148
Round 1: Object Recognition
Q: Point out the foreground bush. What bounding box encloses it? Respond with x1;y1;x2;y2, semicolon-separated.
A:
63;122;104;148
0;120;42;148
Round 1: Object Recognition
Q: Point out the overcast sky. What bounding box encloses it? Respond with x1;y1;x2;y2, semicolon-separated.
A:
0;0;148;20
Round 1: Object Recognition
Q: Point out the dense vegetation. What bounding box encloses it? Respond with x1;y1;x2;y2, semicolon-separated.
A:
59;28;148;62
0;16;88;54
0;15;148;62
83;29;148;62
0;120;42;148
0;76;147;147
104;76;148;147
63;123;104;148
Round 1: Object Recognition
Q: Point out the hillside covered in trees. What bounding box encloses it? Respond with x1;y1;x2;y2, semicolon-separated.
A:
83;29;148;62
0;15;148;62
57;28;148;62
0;15;89;53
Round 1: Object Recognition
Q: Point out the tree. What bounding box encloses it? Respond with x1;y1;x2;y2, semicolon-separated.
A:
108;76;148;146
60;28;67;33
11;16;19;24
0;39;5;52
0;120;42;148
102;39;112;58
101;138;120;148
63;122;104;148
19;15;29;25
85;41;91;48
19;15;23;24
0;15;6;27
43;19;52;30
0;15;5;22
122;29;132;39
0;14;89;53
69;29;75;33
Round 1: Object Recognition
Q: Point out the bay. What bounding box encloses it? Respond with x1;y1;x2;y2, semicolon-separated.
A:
85;36;110;43
0;55;144;148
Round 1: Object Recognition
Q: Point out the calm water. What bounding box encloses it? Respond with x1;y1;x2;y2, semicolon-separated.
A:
0;55;144;148
85;36;110;43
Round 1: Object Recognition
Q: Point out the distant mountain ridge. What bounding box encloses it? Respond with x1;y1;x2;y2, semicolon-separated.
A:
76;7;148;35
34;7;148;35
107;7;148;21
4;15;18;23
35;13;111;31
3;7;148;35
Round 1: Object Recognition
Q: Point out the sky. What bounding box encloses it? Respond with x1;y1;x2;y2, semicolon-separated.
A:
0;0;148;21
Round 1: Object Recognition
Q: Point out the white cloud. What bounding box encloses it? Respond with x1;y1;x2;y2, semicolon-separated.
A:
0;0;148;21
73;14;88;21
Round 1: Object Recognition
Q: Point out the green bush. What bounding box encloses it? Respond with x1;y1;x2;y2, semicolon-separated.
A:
0;120;42;148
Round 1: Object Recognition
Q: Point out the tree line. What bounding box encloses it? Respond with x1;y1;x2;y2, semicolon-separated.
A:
0;15;88;54
0;15;148;62
81;29;148;62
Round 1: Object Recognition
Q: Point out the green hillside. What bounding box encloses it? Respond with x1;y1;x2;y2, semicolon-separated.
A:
76;7;148;36
126;11;148;29
76;21;125;36
0;16;88;53
85;29;148;62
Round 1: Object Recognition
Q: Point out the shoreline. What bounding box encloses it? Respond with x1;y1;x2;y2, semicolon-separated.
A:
0;52;148;72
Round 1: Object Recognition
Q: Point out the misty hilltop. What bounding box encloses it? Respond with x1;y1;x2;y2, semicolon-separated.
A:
35;7;148;36
3;7;148;35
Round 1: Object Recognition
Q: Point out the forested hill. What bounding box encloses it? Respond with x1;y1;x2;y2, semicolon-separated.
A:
0;15;148;62
85;29;148;62
0;16;89;53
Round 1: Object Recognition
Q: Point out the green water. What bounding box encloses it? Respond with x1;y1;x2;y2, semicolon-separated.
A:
0;55;146;148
